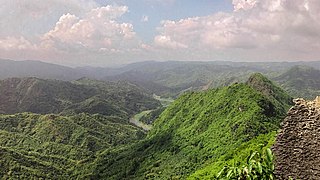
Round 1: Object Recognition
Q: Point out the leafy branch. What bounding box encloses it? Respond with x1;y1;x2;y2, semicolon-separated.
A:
215;148;275;180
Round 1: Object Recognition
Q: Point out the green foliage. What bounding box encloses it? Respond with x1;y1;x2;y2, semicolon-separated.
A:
153;94;174;107
247;73;293;109
139;107;166;124
189;132;276;179
0;73;295;179
0;77;160;116
92;74;292;179
0;113;145;179
215;148;275;180
109;62;265;97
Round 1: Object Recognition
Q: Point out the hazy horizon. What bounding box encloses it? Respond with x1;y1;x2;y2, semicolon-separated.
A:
3;58;320;69
1;0;320;66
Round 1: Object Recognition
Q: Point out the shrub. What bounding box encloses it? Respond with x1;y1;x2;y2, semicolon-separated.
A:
216;148;274;180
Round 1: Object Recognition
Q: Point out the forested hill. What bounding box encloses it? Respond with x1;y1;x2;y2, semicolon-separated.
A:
274;65;320;99
0;77;160;116
0;113;145;179
92;73;293;179
0;77;161;179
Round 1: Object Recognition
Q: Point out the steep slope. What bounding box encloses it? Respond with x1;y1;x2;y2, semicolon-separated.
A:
274;65;320;99
0;77;160;116
93;74;292;179
0;113;145;179
247;73;293;112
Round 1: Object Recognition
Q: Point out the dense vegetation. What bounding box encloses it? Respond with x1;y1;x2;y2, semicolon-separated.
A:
104;61;320;99
216;148;275;179
0;113;145;179
105;61;270;97
0;77;160;116
139;107;166;125
0;68;304;179
91;74;292;179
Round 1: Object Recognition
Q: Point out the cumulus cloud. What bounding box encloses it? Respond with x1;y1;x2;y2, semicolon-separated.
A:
0;0;98;37
154;0;320;61
42;5;139;52
233;0;257;11
1;0;320;65
154;35;188;49
0;0;142;65
0;36;36;50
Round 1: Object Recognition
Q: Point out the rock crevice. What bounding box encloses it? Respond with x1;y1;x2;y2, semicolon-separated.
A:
273;96;320;180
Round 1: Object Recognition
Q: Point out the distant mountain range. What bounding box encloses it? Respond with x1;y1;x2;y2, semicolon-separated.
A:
274;65;320;99
0;77;160;116
1;59;320;99
0;59;82;80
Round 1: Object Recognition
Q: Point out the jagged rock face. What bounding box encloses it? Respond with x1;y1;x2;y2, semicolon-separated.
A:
273;97;320;180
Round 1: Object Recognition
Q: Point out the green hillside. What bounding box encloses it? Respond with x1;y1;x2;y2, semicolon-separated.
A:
0;77;160;116
0;113;145;179
92;73;292;179
274;65;320;99
0;73;293;179
104;61;320;98
106;62;267;97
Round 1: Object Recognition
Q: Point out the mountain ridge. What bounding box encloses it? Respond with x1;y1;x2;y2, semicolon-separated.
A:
274;65;320;99
93;73;292;179
0;77;160;116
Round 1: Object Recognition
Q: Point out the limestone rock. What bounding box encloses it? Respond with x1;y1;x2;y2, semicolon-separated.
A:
316;96;320;108
273;97;320;180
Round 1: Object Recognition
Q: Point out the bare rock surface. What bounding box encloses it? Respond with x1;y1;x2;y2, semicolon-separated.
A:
273;96;320;180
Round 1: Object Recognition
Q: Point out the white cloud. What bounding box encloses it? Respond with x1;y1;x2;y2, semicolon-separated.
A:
153;0;320;61
233;0;257;11
42;5;139;52
0;0;98;37
1;0;320;66
154;35;187;49
0;1;142;66
0;36;35;50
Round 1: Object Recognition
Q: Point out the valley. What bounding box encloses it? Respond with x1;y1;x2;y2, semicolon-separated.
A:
1;0;320;179
129;110;152;131
0;59;319;179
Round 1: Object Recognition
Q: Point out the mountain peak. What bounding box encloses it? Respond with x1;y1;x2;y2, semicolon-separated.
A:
246;73;293;107
246;73;273;89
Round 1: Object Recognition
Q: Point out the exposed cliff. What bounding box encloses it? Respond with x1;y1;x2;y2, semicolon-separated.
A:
273;96;320;179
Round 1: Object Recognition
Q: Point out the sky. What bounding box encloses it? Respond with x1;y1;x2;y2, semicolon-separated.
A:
0;0;320;67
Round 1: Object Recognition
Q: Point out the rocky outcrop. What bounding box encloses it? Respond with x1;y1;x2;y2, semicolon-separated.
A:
316;96;320;107
273;97;320;180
